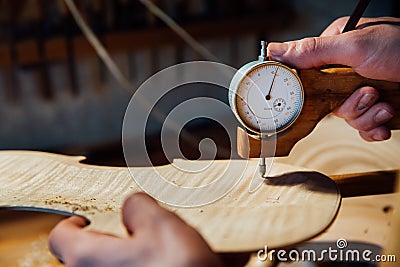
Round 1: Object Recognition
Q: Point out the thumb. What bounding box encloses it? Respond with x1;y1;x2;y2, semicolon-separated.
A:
49;216;89;262
122;192;175;235
267;34;360;69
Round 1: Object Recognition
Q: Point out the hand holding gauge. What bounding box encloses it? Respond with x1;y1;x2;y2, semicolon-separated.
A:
229;41;400;177
229;0;400;177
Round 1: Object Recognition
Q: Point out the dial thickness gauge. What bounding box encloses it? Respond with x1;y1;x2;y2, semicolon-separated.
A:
230;41;400;177
229;45;304;136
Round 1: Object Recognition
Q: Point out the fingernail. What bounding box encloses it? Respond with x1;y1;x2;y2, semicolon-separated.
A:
357;93;377;110
372;133;385;141
268;42;289;58
374;109;393;123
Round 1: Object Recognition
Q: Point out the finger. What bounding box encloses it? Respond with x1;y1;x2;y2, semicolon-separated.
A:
320;16;398;36
355;16;400;30
321;16;349;36
333;86;379;120
359;126;391;142
49;216;124;265
49;216;89;262
267;32;363;69
320;17;376;36
345;102;395;132
122;192;176;235
123;193;220;266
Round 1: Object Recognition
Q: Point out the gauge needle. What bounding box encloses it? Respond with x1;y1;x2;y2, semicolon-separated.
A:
266;67;278;100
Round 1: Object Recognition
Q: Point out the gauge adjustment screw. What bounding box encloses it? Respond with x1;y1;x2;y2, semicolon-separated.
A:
259;41;268;62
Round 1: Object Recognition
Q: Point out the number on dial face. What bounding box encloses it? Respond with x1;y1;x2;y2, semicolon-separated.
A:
235;63;303;134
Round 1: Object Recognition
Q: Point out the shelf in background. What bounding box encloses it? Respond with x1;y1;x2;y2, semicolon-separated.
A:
0;16;290;67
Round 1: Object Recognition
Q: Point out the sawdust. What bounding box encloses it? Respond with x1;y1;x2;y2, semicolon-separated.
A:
43;195;115;215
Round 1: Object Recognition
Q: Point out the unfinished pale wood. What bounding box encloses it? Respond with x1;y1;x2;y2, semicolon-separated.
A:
379;174;400;267
0;150;340;252
299;194;400;265
244;194;399;266
261;116;400;265
310;193;399;248
237;68;400;158
380;210;400;267
276;116;400;175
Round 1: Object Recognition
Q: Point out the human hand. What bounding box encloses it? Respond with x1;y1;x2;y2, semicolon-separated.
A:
267;16;400;141
49;192;222;267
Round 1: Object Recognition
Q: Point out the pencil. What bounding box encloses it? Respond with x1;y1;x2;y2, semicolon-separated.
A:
342;0;371;33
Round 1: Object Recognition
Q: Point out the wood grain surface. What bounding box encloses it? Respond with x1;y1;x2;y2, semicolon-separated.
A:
241;193;400;267
282;193;400;266
0;150;340;253
311;193;399;247
276;115;400;175
2;116;400;266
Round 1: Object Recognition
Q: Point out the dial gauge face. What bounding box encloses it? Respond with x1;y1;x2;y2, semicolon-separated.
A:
234;62;304;134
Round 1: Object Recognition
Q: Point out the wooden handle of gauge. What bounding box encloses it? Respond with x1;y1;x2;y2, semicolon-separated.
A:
237;67;400;158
